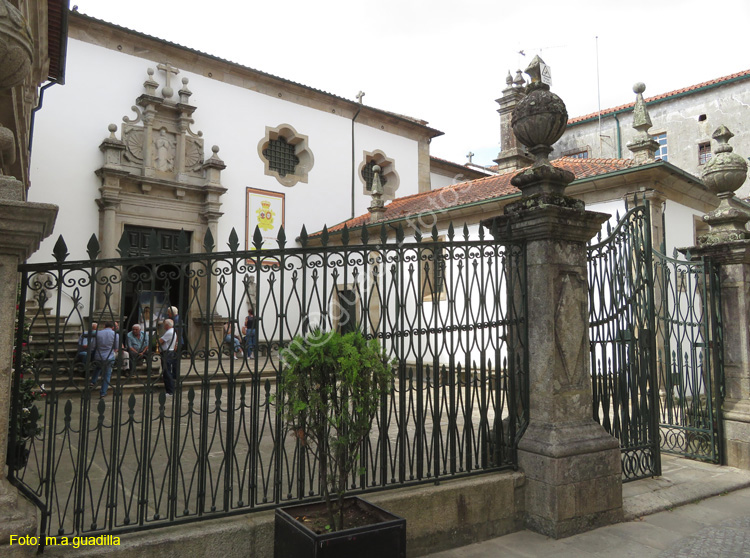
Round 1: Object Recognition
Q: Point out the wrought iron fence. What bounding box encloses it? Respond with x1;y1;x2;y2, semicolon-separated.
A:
9;223;527;544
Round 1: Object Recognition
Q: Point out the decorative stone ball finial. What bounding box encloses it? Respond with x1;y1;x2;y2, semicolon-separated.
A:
702;125;748;196
108;123;118;139
369;164;386;220
178;77;192;104
698;125;750;246
143;67;158;96
627;82;658;164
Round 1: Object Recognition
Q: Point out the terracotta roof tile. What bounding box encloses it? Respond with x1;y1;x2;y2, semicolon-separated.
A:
569;69;750;125
318;157;637;236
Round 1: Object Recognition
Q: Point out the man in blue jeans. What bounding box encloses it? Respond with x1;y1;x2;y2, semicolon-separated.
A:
159;318;178;396
90;321;119;399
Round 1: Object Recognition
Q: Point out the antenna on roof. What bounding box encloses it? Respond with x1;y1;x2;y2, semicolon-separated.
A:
596;36;603;141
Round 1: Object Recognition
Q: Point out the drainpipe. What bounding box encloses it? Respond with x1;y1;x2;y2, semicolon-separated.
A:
351;92;365;219
29;80;59;154
613;112;622;158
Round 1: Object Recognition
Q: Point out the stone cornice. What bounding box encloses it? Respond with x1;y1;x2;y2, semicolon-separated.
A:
683;239;750;264
485;204;610;244
0;198;58;260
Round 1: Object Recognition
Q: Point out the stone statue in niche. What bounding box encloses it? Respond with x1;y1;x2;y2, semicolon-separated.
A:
153;129;175;171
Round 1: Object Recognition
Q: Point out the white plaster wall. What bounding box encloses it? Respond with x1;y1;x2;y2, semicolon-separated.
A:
588;199;628;236
663;200;703;254
430;172;456;190
29;38;423;263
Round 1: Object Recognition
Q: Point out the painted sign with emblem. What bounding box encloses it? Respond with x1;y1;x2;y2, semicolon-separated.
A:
246;188;285;264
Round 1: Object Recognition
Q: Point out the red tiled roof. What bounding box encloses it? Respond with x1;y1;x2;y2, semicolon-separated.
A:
318;157;637;235
569;69;750;125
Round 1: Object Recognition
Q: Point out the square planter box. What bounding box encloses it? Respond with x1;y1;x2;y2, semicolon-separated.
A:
274;497;406;558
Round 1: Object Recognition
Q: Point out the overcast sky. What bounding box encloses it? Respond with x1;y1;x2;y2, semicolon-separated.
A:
77;0;749;166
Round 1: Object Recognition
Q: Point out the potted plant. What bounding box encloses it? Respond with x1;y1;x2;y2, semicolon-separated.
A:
274;329;404;558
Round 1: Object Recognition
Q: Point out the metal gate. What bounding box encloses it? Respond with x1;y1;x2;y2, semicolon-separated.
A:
588;202;661;481
653;245;723;463
588;200;725;481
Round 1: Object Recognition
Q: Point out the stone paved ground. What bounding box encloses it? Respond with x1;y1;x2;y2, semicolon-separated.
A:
427;456;750;558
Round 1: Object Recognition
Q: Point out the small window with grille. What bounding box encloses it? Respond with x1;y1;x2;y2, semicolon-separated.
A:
257;124;314;187
262;137;299;177
698;142;712;165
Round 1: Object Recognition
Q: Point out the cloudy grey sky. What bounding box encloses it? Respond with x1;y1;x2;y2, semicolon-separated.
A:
77;0;749;166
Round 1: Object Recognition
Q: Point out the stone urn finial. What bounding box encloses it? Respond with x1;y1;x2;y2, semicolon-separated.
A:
0;0;33;88
698;125;750;245
509;55;575;198
511;55;568;167
702;126;748;195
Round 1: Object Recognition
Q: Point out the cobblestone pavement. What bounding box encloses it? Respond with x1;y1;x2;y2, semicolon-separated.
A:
661;516;750;558
427;457;750;558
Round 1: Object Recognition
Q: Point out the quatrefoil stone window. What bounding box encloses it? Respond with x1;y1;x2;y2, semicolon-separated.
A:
257;124;314;187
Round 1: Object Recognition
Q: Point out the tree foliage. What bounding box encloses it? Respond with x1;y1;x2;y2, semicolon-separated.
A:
279;330;393;531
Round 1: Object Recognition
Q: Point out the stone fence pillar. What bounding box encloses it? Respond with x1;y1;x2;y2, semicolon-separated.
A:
685;126;750;469
0;177;57;551
483;56;622;538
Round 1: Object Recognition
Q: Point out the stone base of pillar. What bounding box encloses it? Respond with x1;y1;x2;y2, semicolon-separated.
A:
519;421;623;538
0;478;37;554
723;400;750;469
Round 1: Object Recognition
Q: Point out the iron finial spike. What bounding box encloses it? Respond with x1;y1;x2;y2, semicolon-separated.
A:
251;226;263;251
300;224;309;247
321;225;330;247
277;225;287;249
116;231;130;258
228;228;240;252
204;228;216;252
341;224;349;246
86;234;100;261
53;235;70;263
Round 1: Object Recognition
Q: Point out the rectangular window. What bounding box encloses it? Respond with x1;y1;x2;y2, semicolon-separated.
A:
698;142;712;165
563;147;590;159
568;150;589;159
651;132;668;161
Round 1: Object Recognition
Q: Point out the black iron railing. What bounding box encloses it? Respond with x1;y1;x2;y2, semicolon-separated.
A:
9;223;527;543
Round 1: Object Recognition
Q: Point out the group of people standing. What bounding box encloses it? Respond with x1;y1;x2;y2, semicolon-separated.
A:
77;306;182;399
78;306;256;399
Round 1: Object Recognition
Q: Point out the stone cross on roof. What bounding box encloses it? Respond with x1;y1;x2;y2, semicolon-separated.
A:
466;151;474;163
157;62;179;99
